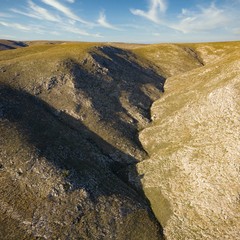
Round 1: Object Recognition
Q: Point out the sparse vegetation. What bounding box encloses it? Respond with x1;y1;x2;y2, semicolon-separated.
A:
0;40;239;239
138;41;240;240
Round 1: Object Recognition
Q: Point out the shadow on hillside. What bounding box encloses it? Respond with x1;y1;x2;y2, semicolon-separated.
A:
0;41;27;51
63;46;165;160
0;43;16;50
0;84;163;236
0;47;166;234
74;45;165;119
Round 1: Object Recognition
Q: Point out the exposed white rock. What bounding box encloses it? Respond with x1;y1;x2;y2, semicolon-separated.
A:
138;50;240;239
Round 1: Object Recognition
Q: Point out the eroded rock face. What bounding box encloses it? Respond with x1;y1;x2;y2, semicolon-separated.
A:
137;52;240;239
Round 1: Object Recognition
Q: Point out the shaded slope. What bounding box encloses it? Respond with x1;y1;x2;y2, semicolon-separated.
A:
137;48;240;239
0;85;162;240
0;42;165;239
0;43;165;166
0;39;27;51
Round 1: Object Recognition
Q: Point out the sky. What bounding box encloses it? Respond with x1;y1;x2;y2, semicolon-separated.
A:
0;0;240;43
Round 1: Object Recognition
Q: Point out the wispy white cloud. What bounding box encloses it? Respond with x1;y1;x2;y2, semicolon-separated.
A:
11;0;60;22
170;3;230;33
0;12;12;18
41;0;91;25
66;0;75;3
0;21;32;31
2;21;47;36
28;0;60;21
118;23;148;30
0;34;16;39
11;8;37;19
6;0;103;39
62;25;102;38
233;28;240;34
131;1;236;35
131;0;167;23
97;11;119;30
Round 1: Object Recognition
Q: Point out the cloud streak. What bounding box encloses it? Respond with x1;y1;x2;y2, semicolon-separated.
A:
131;0;167;23
170;3;230;33
131;1;235;34
11;0;60;22
5;0;106;39
0;21;32;31
41;0;91;25
97;11;119;30
2;0;239;42
0;13;12;18
62;25;102;38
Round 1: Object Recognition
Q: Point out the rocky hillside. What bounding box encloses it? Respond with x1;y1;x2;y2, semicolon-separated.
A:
0;42;165;240
0;40;239;239
137;42;240;239
132;44;204;78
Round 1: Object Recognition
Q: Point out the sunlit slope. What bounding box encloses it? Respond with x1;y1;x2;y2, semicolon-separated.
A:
133;41;240;78
133;44;204;78
182;41;240;64
137;48;240;239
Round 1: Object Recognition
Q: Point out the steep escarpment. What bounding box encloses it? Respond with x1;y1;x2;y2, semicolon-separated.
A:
0;44;165;165
0;43;166;239
137;44;240;239
1;41;239;239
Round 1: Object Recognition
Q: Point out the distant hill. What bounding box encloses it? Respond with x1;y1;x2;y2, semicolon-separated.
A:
0;39;28;51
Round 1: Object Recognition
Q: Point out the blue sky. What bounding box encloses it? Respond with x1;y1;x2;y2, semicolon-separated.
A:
0;0;240;43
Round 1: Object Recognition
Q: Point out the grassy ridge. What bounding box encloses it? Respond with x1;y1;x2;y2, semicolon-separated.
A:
137;42;240;239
